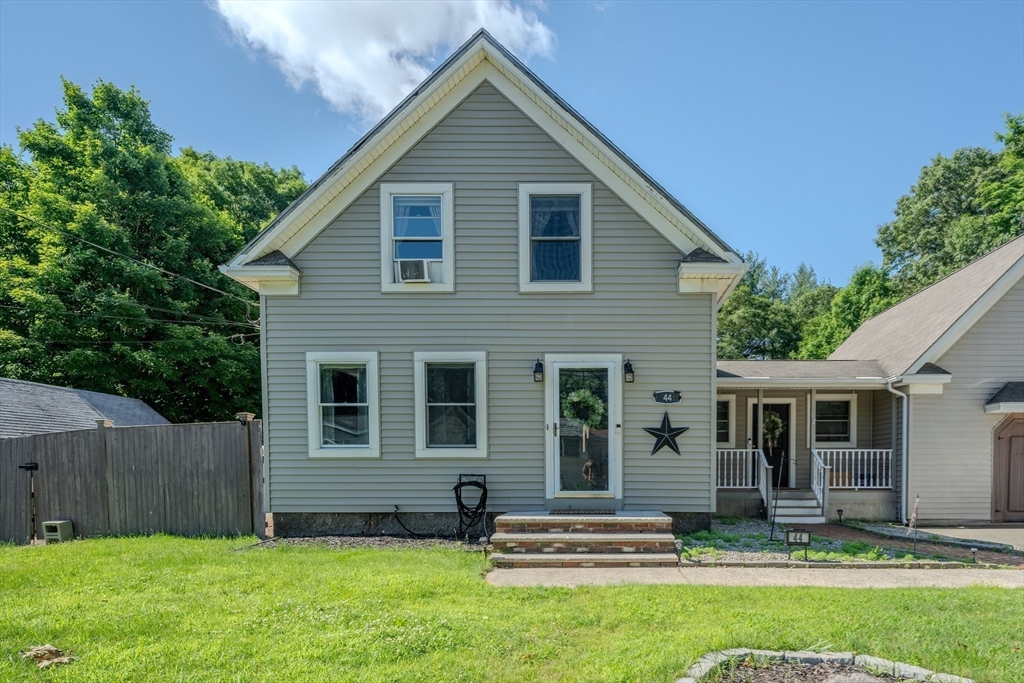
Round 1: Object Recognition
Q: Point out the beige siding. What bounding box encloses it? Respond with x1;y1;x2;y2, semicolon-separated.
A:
909;278;1024;522
263;83;715;513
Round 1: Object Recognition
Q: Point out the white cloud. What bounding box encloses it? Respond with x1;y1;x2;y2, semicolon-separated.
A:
214;0;555;123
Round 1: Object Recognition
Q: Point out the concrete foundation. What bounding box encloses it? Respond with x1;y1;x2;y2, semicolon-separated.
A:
715;490;899;522
666;512;712;534
272;512;492;539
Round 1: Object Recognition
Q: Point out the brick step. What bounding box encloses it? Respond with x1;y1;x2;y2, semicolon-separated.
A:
494;511;672;534
490;532;677;554
490;552;680;569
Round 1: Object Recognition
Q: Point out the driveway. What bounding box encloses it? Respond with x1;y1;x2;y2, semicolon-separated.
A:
920;526;1024;550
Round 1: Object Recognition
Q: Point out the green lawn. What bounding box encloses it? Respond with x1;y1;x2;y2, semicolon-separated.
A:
1;537;1021;682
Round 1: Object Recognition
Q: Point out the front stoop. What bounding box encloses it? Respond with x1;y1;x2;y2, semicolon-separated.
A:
490;512;679;568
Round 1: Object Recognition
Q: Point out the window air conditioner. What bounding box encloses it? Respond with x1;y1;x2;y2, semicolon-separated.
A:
397;259;431;283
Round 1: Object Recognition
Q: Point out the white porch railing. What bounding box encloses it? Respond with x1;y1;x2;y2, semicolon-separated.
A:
811;449;831;514
757;449;773;514
716;449;759;488
817;449;893;489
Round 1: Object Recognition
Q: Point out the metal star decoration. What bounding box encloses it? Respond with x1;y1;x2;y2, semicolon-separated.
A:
643;412;689;455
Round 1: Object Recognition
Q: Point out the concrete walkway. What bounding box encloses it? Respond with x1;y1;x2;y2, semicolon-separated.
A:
920;526;1024;550
487;566;1024;589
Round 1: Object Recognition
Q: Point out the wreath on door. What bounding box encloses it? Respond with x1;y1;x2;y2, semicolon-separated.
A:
561;389;605;430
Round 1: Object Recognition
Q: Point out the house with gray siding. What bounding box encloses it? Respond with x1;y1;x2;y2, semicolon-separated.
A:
222;30;1022;536
221;31;746;536
715;235;1023;525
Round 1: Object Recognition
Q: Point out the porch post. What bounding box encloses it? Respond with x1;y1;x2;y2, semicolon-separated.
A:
809;388;816;448
756;388;764;452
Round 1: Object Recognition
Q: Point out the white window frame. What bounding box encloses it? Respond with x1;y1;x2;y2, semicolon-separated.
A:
380;183;454;293
518;183;593;293
413;351;487;458
715;394;736;448
812;393;857;448
306;351;380;458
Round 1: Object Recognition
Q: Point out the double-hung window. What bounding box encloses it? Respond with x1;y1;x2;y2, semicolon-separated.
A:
716;395;735;447
306;352;380;457
518;183;592;292
813;394;856;447
380;183;454;292
414;352;487;458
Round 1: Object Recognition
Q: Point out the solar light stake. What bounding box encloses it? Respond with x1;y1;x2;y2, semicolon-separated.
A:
837;509;844;525
971;548;978;563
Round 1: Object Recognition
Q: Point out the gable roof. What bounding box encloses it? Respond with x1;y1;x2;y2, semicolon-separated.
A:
223;30;741;279
0;377;169;439
829;236;1024;377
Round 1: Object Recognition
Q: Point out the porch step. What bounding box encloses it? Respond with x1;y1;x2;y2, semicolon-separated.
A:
490;532;676;554
771;498;820;508
490;552;680;568
494;511;672;535
775;490;818;500
774;514;827;525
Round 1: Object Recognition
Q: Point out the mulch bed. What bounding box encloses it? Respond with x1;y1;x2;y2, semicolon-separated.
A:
719;661;899;682
248;535;484;551
803;524;1024;567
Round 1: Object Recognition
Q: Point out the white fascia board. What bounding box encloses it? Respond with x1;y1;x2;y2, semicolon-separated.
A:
219;264;300;295
233;38;738;268
716;377;887;389
906;257;1023;374
985;401;1024;414
899;373;952;385
678;262;749;306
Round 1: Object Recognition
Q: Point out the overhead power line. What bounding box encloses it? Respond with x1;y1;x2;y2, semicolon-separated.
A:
0;304;258;329
22;333;260;346
0;206;256;307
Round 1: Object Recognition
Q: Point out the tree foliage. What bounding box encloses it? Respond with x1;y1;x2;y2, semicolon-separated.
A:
723;113;1024;360
0;79;305;422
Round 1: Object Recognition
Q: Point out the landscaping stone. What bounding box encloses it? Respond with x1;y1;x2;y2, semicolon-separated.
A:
853;655;896;676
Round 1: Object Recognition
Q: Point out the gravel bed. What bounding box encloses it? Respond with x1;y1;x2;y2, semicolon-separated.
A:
717;661;899;682
857;522;1016;552
246;535;485;551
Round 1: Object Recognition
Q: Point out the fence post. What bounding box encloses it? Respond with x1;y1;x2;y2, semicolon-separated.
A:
237;412;265;540
96;420;113;537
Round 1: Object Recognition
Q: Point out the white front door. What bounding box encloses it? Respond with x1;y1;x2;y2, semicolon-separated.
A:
545;355;622;500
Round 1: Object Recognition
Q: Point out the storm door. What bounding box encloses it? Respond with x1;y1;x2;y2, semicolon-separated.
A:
546;356;622;499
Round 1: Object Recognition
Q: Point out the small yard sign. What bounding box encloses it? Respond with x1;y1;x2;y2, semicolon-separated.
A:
786;529;811;560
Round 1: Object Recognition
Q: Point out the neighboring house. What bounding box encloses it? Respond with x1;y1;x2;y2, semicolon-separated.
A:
221;29;1022;534
221;30;746;534
715;235;1024;524
0;377;169;438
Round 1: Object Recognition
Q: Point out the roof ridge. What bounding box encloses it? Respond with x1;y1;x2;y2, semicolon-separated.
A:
855;234;1023;328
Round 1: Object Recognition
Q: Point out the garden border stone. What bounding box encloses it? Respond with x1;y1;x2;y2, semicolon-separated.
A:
675;649;975;683
681;560;999;569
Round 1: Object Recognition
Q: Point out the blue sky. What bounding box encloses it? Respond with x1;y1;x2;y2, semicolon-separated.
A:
2;1;1021;284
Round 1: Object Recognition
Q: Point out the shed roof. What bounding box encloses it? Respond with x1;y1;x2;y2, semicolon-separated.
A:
0;378;169;439
716;359;887;387
830;236;1024;376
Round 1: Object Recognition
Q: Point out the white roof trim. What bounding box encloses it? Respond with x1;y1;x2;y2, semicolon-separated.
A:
225;34;740;274
906;256;1024;374
716;377;887;389
985;402;1024;414
898;373;952;385
218;264;300;296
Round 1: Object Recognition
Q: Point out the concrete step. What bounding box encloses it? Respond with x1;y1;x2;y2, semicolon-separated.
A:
774;515;827;525
776;490;817;499
490;552;680;568
494;511;672;535
771;498;820;508
490;532;676;554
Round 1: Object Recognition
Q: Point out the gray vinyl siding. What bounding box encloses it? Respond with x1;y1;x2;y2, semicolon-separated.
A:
718;390;878;489
871;390;892;450
908;278;1024;522
262;83;715;513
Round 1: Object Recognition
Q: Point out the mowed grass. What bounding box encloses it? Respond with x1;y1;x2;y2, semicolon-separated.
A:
1;537;1022;682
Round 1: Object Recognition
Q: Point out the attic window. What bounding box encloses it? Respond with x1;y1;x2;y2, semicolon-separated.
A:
380;183;454;293
518;183;592;293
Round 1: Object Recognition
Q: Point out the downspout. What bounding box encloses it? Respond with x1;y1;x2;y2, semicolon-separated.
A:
886;379;908;524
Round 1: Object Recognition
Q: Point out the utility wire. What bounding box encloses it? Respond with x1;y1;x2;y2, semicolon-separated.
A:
9;286;257;328
0;304;259;329
24;333;260;346
0;206;257;307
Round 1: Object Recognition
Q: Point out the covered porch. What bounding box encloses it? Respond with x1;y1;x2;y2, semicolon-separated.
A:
713;360;910;522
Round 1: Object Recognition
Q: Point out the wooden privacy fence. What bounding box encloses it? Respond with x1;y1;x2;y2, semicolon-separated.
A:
1;415;263;545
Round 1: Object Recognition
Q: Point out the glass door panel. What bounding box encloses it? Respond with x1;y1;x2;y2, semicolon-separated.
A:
556;367;610;493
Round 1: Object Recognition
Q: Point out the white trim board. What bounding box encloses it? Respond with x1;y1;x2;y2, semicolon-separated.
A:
223;35;742;278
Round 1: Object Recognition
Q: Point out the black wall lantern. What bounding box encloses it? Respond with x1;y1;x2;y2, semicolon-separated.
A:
623;359;635;383
533;358;544;382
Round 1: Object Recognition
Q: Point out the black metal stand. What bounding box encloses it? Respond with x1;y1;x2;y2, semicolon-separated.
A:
18;462;39;543
453;474;487;541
